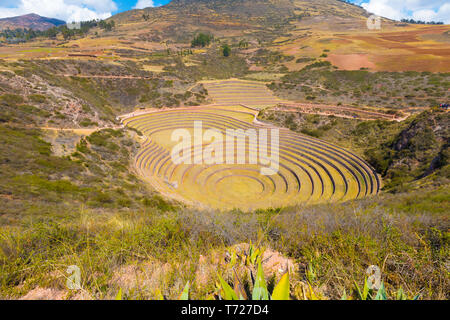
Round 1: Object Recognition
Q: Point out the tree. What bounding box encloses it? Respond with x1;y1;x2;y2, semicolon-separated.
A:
46;27;58;39
191;33;213;47
222;44;231;57
0;18;102;43
99;20;115;31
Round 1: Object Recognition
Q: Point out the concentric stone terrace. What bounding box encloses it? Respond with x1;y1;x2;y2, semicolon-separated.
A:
123;105;380;211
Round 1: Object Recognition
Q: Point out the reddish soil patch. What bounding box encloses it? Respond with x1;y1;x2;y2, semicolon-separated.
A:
249;65;264;71
351;28;450;57
327;53;376;70
344;27;450;71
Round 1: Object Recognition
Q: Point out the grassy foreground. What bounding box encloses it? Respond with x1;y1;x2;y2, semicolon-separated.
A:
1;186;448;300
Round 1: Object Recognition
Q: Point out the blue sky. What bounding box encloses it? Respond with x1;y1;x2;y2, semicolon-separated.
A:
0;1;448;24
117;0;170;12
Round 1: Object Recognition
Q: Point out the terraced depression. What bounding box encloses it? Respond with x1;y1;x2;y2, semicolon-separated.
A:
201;79;282;109
123;105;380;211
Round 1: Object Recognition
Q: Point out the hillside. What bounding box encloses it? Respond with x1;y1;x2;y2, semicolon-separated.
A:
0;1;448;72
0;13;65;31
0;0;448;301
111;0;371;42
107;0;449;72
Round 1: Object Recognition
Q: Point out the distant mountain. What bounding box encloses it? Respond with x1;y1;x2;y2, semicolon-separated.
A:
0;13;66;31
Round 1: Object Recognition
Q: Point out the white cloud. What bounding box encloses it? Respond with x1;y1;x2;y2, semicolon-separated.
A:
412;3;450;23
361;0;450;23
0;0;118;22
133;0;155;10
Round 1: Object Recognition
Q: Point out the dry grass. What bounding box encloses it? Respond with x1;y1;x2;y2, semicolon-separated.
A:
0;186;447;300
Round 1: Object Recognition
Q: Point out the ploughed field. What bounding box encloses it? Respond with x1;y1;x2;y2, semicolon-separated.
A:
123;105;380;211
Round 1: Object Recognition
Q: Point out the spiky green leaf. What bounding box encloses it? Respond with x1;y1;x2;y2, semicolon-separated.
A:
362;278;370;300
396;287;406;300
252;260;269;300
115;288;123;300
179;281;190;300
218;273;238;300
353;280;364;300
271;272;290;300
374;282;387;300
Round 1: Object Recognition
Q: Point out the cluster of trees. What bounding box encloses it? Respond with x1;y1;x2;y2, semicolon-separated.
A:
98;20;116;31
60;20;101;40
0;19;115;43
0;28;40;42
189;32;233;57
401;18;444;25
191;33;213;47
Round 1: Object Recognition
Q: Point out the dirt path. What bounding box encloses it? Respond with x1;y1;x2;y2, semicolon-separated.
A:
60;74;152;80
277;103;407;122
40;125;123;135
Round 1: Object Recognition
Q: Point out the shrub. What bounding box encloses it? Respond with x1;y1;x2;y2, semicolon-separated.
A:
0;94;24;106
222;44;231;57
28;94;47;103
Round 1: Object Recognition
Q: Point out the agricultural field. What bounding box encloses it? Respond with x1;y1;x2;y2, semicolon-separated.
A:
272;13;450;73
123;105;379;211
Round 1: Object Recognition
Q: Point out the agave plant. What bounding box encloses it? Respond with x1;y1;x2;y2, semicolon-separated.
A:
348;278;421;300
215;259;289;300
214;244;290;300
